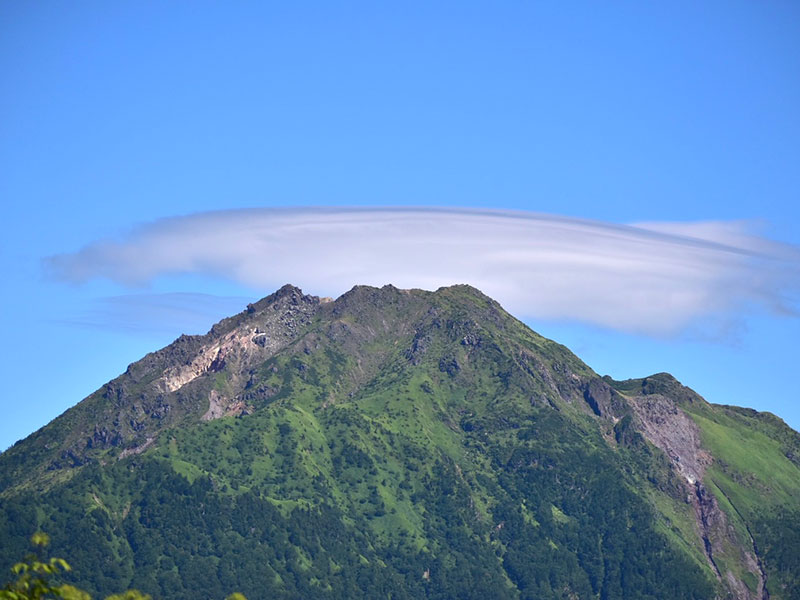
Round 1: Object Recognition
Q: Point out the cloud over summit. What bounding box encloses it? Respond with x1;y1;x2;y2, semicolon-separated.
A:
46;207;800;336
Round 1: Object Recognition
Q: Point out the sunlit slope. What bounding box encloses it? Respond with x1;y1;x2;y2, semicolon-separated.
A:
686;403;800;598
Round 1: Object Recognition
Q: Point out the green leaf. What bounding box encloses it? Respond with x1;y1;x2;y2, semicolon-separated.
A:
49;559;71;573
57;584;91;600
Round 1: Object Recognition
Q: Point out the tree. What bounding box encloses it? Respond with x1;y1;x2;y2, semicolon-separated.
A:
1;534;246;600
0;532;80;600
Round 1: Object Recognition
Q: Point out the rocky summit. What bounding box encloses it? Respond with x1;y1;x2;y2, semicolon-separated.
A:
1;284;799;599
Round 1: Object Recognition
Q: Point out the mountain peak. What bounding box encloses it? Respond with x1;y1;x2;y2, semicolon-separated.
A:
244;283;317;315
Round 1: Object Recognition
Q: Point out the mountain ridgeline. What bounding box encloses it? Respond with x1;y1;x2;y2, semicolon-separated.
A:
1;284;799;599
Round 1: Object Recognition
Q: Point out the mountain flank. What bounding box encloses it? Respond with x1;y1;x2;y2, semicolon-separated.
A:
2;284;799;599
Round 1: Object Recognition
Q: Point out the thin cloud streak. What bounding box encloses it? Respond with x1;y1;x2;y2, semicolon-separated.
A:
45;208;800;336
56;293;253;336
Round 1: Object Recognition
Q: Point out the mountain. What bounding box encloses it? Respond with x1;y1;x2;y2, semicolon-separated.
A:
1;284;798;600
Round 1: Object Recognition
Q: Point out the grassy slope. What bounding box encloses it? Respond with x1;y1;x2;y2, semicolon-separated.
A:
682;402;800;598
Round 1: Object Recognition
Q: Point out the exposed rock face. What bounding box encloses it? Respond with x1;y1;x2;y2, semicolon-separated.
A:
582;378;627;419
629;392;710;485
201;390;251;421
33;285;322;471
86;426;122;450
201;390;228;421
693;479;768;600
622;387;766;599
117;437;155;459
160;326;271;393
161;285;321;391
585;375;767;598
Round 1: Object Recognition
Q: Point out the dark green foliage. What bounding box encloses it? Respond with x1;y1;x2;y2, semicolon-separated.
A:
753;510;800;597
0;533;154;600
0;415;716;599
490;418;714;600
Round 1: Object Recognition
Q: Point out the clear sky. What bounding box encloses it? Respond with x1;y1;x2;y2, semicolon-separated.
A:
2;1;799;450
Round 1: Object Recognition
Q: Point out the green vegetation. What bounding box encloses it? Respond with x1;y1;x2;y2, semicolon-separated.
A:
0;533;152;600
1;284;798;598
682;402;800;598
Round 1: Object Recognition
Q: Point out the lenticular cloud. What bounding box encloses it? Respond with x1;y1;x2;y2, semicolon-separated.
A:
46;207;800;336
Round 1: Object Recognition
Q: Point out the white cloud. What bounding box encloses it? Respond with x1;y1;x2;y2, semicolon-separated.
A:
45;207;800;336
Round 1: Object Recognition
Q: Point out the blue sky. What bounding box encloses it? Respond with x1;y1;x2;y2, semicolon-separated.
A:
1;1;799;450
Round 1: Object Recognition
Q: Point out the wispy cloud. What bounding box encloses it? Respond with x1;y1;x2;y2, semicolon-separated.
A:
45;207;800;336
57;292;253;336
